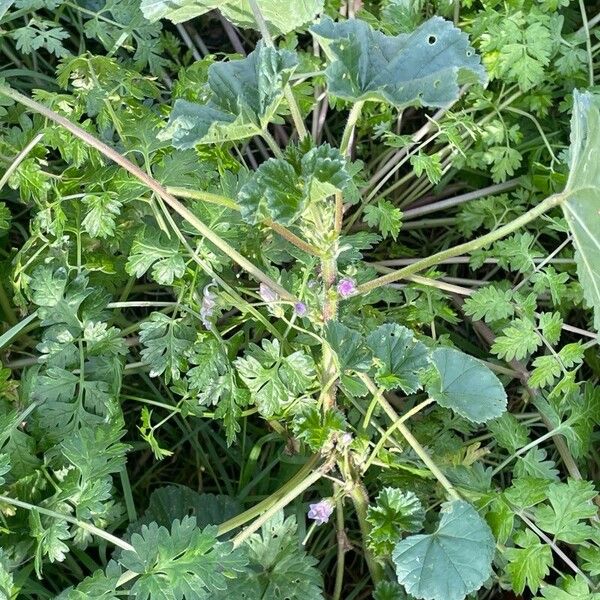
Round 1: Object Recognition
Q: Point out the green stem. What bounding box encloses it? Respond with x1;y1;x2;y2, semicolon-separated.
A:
0;132;44;192
217;455;320;536
165;187;239;210
334;101;364;233
0;495;134;551
359;374;460;500
0;85;297;302
332;492;347;600
320;251;339;410
261;130;283;158
232;460;331;547
578;0;595;87
518;510;594;586
363;398;435;472
340;101;364;157
166;186;321;256
247;0;308;139
491;427;565;476
348;484;384;585
119;467;138;523
358;193;564;294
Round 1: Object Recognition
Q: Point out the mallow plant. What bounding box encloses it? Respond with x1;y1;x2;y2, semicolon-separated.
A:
0;0;599;598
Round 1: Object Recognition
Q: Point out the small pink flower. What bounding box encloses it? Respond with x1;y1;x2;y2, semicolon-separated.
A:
294;302;307;317
337;277;356;298
308;499;334;525
340;432;353;445
200;283;217;329
259;283;278;303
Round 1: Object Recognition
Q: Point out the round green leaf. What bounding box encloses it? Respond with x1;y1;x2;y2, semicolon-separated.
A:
392;500;495;600
429;347;507;423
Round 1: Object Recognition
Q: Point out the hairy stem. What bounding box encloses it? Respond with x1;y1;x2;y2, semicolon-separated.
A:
333;492;347;600
0;85;297;302
359;374;460;500
217;455;320;536
357;193;564;294
340;101;364;157
0;495;134;551
348;484;384;585
166;187;321;256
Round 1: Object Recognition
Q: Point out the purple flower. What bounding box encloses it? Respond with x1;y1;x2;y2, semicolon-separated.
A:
259;283;278;303
337;277;356;298
200;283;217;329
294;302;307;317
308;499;334;525
340;432;353;446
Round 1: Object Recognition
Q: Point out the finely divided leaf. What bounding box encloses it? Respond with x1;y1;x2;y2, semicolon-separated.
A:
392;500;495;600
214;512;324;599
161;42;297;147
505;529;552;595
126;226;186;285
119;516;247;599
142;0;323;36
428;347;507;423
139;312;196;382
561;91;600;331
532;479;597;544
311;16;486;107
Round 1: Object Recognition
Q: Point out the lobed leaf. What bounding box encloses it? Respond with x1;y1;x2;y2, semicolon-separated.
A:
311;16;486;108
366;324;429;394
238;143;350;225
142;0;323;35
213;512;324;599
120;516;247;599
161;42;297;147
561;91;600;331
392;500;495;600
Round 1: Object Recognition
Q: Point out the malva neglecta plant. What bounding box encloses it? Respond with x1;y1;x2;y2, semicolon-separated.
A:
1;0;600;598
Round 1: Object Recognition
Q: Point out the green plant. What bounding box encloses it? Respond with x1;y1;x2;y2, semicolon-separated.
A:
1;0;600;598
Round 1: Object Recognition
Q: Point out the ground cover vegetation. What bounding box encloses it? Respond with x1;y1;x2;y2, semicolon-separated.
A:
1;0;600;598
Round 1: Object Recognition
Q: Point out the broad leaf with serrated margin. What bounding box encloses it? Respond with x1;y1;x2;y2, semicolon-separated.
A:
142;0;323;36
162;42;297;147
392;500;495;600
238;143;350;225
235;339;315;417
367;487;425;556
428;347;507;423
366;324;429;393
561;91;600;331
311;16;486;107
324;321;371;372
